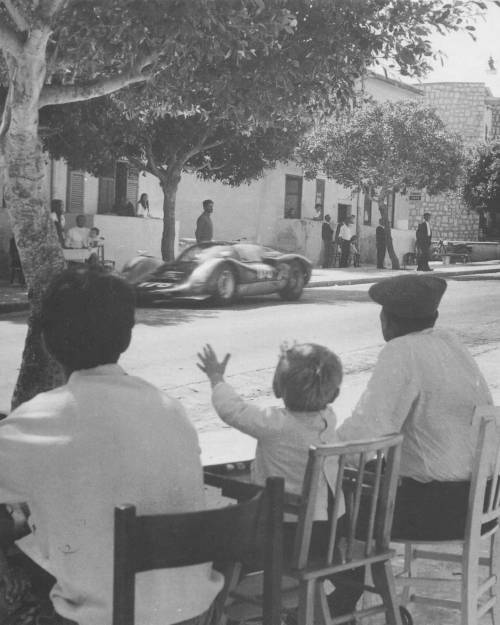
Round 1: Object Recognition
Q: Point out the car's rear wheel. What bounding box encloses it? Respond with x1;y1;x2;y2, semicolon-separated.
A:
212;264;237;304
278;261;305;300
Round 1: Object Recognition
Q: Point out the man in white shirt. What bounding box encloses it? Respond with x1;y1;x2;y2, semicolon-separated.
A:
338;216;354;268
335;274;493;616
338;274;493;540
0;266;222;625
64;214;90;249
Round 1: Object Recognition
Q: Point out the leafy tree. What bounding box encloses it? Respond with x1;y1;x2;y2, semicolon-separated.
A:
42;97;306;260
296;100;465;268
462;143;500;215
0;0;488;406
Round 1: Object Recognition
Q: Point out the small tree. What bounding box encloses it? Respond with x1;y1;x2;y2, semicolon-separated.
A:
42;97;305;260
296;100;465;268
462;142;500;215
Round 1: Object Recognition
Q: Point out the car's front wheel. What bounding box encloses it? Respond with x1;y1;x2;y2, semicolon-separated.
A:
278;261;305;300
212;264;237;304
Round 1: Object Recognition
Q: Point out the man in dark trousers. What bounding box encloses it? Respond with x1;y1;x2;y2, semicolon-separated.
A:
321;214;333;268
375;219;386;269
195;199;214;243
416;212;433;271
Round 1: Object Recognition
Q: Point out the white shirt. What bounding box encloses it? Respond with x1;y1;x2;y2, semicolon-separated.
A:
212;382;344;520
65;226;90;249
0;365;223;625
425;220;431;237
339;224;352;241
337;328;493;482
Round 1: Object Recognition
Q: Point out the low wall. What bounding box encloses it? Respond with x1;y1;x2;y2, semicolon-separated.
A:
93;216;177;270
269;219;323;265
446;240;500;262
358;226;416;266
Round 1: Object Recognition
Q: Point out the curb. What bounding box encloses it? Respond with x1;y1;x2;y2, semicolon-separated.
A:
306;265;500;289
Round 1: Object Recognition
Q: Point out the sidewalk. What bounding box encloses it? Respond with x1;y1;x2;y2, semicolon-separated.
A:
1;260;499;314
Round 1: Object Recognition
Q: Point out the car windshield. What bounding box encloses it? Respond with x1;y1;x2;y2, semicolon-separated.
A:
178;244;234;263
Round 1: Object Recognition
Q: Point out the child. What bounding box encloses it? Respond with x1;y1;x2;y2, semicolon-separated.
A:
88;227;102;248
350;235;360;267
197;342;344;521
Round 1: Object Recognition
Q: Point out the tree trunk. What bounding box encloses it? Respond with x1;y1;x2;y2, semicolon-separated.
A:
159;169;181;261
378;190;400;270
1;31;66;409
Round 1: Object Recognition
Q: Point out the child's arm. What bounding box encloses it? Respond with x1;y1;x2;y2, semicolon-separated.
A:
197;344;285;438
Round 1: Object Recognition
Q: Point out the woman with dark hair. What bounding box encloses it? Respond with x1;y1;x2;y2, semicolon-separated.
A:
136;193;151;218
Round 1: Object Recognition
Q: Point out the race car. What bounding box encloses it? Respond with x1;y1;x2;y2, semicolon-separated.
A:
122;241;312;305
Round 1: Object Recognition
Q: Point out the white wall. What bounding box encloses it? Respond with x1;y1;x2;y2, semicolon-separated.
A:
359;225;416;266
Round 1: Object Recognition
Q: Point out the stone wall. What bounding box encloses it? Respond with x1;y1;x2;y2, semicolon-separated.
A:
488;99;500;139
408;83;492;241
408;190;479;241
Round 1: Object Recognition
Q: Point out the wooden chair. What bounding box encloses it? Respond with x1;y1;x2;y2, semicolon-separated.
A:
214;433;404;625
393;406;500;625
287;433;404;625
113;476;284;625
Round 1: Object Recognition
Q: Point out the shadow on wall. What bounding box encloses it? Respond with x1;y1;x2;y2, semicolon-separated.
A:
272;219;322;265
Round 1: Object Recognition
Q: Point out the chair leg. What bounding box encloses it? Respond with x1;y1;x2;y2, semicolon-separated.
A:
491;533;500;625
461;540;479;625
371;561;403;625
297;580;315;625
400;544;414;606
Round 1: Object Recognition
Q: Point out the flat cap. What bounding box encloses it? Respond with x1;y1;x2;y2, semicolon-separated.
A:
368;274;447;318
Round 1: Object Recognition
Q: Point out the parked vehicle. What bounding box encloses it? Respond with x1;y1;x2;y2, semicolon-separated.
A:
121;241;312;305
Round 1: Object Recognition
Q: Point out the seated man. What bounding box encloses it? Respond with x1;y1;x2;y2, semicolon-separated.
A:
338;274;494;540
0;266;222;625
64;215;90;249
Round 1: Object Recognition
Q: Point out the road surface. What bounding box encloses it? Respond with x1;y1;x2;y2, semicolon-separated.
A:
1;278;499;444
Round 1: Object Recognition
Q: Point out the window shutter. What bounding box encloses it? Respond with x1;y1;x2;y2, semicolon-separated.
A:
98;177;115;214
66;170;85;213
126;167;139;205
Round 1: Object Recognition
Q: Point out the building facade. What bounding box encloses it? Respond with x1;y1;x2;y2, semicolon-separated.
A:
2;76;499;275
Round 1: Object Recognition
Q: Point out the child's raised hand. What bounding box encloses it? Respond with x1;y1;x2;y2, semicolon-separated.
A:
197;344;231;387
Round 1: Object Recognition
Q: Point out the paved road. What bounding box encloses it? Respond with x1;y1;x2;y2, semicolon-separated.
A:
1;278;499;437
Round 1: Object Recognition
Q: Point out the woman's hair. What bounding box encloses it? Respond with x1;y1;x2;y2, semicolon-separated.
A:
139;193;149;207
272;343;342;412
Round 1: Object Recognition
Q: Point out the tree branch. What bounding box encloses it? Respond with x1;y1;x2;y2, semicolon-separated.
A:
2;0;29;32
180;137;224;166
38;56;158;108
0;19;24;55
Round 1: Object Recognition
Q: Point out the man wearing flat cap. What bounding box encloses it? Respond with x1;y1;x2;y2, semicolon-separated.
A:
338;274;493;541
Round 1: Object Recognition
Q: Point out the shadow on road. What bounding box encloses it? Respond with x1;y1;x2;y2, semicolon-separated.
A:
134;288;373;324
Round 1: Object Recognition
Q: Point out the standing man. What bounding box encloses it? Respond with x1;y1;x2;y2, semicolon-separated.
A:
0;266;222;625
339;216;354;268
375;219;386;269
195;199;214;243
416;211;432;271
321;214;334;268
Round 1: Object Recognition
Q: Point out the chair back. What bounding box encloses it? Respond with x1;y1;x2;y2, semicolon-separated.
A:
290;433;403;571
467;406;500;538
113;476;284;625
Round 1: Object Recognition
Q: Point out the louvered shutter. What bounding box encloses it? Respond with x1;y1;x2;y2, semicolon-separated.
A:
126;167;139;205
66;170;85;213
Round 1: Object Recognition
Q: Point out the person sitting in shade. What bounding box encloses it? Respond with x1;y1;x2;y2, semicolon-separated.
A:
64;215;89;249
335;273;494;613
0;266;223;625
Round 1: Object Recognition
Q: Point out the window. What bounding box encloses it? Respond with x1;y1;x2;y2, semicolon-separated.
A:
363;194;372;225
66;170;85;213
315;179;325;219
284;175;302;219
98;162;139;214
